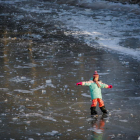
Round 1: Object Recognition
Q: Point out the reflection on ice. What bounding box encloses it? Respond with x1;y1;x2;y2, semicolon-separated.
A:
88;127;103;134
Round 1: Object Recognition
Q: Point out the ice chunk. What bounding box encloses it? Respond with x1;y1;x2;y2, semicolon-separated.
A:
58;74;61;77
28;138;34;140
119;120;128;122
44;130;58;136
81;77;84;80
42;90;46;94
30;80;34;84
26;98;30;101
46;79;52;84
38;110;43;113
14;89;33;94
78;53;83;57
36;133;41;136
12;118;18;121
81;93;90;98
117;134;122;137
0;88;9;91
79;126;84;129
5;99;8;102
86;118;94;121
74;61;81;64
43;116;56;122
21;76;26;80
24;121;31;125
63;120;70;123
109;134;115;139
106;120;109;123
10;76;31;82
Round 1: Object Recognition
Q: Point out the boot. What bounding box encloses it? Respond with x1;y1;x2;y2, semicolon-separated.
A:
90;107;98;115
100;106;108;114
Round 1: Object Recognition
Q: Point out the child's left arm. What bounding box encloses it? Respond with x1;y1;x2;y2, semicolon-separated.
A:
100;82;113;89
107;85;113;88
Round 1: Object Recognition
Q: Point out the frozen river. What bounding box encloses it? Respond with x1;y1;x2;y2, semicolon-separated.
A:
0;0;140;139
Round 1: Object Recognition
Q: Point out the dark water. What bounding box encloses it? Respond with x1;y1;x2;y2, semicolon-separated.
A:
0;0;140;139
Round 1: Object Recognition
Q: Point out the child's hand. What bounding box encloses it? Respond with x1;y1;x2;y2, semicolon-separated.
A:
108;85;113;88
76;82;82;86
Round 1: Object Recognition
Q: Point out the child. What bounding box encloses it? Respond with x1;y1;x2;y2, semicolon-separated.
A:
76;71;112;116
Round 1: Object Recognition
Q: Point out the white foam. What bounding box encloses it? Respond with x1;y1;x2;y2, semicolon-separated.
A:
57;2;140;60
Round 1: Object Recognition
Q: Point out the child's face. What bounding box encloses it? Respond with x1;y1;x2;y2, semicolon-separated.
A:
93;75;99;81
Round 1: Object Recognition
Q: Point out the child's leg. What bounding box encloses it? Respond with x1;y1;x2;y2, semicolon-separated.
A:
97;98;108;114
90;99;98;115
91;99;98;107
97;98;104;107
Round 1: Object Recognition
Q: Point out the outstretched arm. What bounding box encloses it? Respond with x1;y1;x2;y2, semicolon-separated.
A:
105;85;113;88
76;82;83;86
76;81;93;86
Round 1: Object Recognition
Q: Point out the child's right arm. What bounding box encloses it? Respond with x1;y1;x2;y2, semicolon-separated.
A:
76;81;92;86
76;82;83;85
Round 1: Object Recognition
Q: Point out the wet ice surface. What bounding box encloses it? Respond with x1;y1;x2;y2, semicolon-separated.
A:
0;0;140;139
